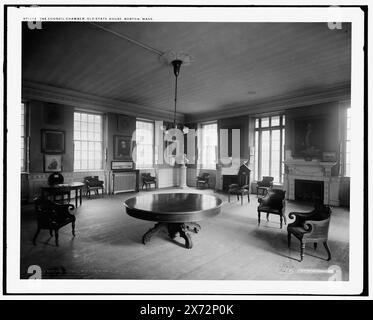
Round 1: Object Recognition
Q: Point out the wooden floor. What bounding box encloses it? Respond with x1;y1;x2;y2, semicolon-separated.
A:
20;188;349;280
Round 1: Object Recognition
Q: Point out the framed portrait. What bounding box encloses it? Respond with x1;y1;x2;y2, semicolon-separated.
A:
41;129;65;154
114;135;133;160
293;116;327;158
44;154;62;172
117;115;132;134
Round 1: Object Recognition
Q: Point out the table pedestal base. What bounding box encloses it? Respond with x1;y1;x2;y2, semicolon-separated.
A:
142;222;201;249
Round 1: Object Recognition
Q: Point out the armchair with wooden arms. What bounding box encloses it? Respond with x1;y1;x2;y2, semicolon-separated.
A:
196;173;210;189
33;196;76;247
141;173;157;190
257;189;286;228
287;204;332;261
84;176;104;198
256;176;274;197
228;163;251;205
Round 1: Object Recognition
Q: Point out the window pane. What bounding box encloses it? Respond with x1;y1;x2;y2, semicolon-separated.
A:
344;107;351;177
255;131;259;181
261;117;269;127
271;116;280;126
261;131;270;177
136;120;154;168
201;123;217;169
271;130;280;182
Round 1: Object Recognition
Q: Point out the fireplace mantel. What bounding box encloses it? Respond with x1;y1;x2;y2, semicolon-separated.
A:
284;159;337;177
283;158;339;206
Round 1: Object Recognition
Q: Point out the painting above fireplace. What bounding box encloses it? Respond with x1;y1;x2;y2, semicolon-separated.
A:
293;116;328;159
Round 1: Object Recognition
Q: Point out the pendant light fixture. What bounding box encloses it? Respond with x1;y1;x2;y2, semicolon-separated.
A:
160;51;193;134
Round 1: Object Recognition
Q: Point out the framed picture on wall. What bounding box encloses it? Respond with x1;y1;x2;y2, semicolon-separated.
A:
44;154;62;172
114;135;133;160
41;129;65;154
293;116;327;158
117;115;132;135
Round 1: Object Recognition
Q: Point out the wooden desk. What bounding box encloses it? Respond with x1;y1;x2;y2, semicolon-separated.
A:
124;193;222;249
41;182;85;208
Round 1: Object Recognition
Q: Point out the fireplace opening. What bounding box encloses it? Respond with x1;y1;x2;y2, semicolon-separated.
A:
294;179;324;204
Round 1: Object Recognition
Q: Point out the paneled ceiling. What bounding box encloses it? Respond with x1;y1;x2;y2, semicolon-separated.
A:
22;22;351;115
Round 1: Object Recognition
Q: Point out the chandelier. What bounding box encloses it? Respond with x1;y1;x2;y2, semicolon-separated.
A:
160;51;193;134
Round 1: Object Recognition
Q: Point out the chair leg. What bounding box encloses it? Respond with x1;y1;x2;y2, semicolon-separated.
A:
247;194;250;203
323;242;332;261
280;216;283;229
287;232;291;248
241;194;243;205
314;243;317;250
49;229;53;237
257;210;261;226
33;228;40;245
237;194;239;201
72;221;76;237
266;213;269;222
300;242;305;261
55;229;59;247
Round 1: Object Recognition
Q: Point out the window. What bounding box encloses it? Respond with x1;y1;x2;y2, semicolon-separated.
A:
74;112;103;171
21;102;28;172
344;107;351;177
254;115;285;183
136;120;155;168
201;122;218;169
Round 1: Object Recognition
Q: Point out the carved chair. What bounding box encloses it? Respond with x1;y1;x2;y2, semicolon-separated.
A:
33;197;76;247
196;173;210;189
84;176;104;198
256;176;274;197
228;165;251;205
141;173;157;190
287;204;332;261
47;173;70;204
257;189;286;228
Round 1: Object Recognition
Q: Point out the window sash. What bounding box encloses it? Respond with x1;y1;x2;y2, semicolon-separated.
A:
136;120;155;168
254;115;285;183
74;111;103;171
201;122;217;169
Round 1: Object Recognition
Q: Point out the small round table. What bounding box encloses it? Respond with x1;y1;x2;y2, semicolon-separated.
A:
124;193;222;249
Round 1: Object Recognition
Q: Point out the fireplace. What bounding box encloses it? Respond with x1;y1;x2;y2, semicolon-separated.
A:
295;179;324;203
283;158;339;205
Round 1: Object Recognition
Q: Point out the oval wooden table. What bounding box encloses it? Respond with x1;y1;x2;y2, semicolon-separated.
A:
124;193;222;249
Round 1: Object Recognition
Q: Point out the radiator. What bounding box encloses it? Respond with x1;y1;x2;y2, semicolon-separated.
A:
112;171;137;194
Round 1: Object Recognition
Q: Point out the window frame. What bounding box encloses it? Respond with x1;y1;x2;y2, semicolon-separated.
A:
254;115;285;183
135;118;155;169
340;106;351;177
21;101;29;173
73;110;104;171
200;121;218;170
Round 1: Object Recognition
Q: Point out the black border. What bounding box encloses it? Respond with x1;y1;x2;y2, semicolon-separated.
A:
3;4;368;297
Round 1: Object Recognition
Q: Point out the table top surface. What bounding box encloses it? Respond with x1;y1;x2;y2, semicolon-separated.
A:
124;193;222;222
42;182;85;189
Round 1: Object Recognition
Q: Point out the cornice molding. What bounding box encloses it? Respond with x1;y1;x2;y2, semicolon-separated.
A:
22;81;185;122
185;83;351;122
